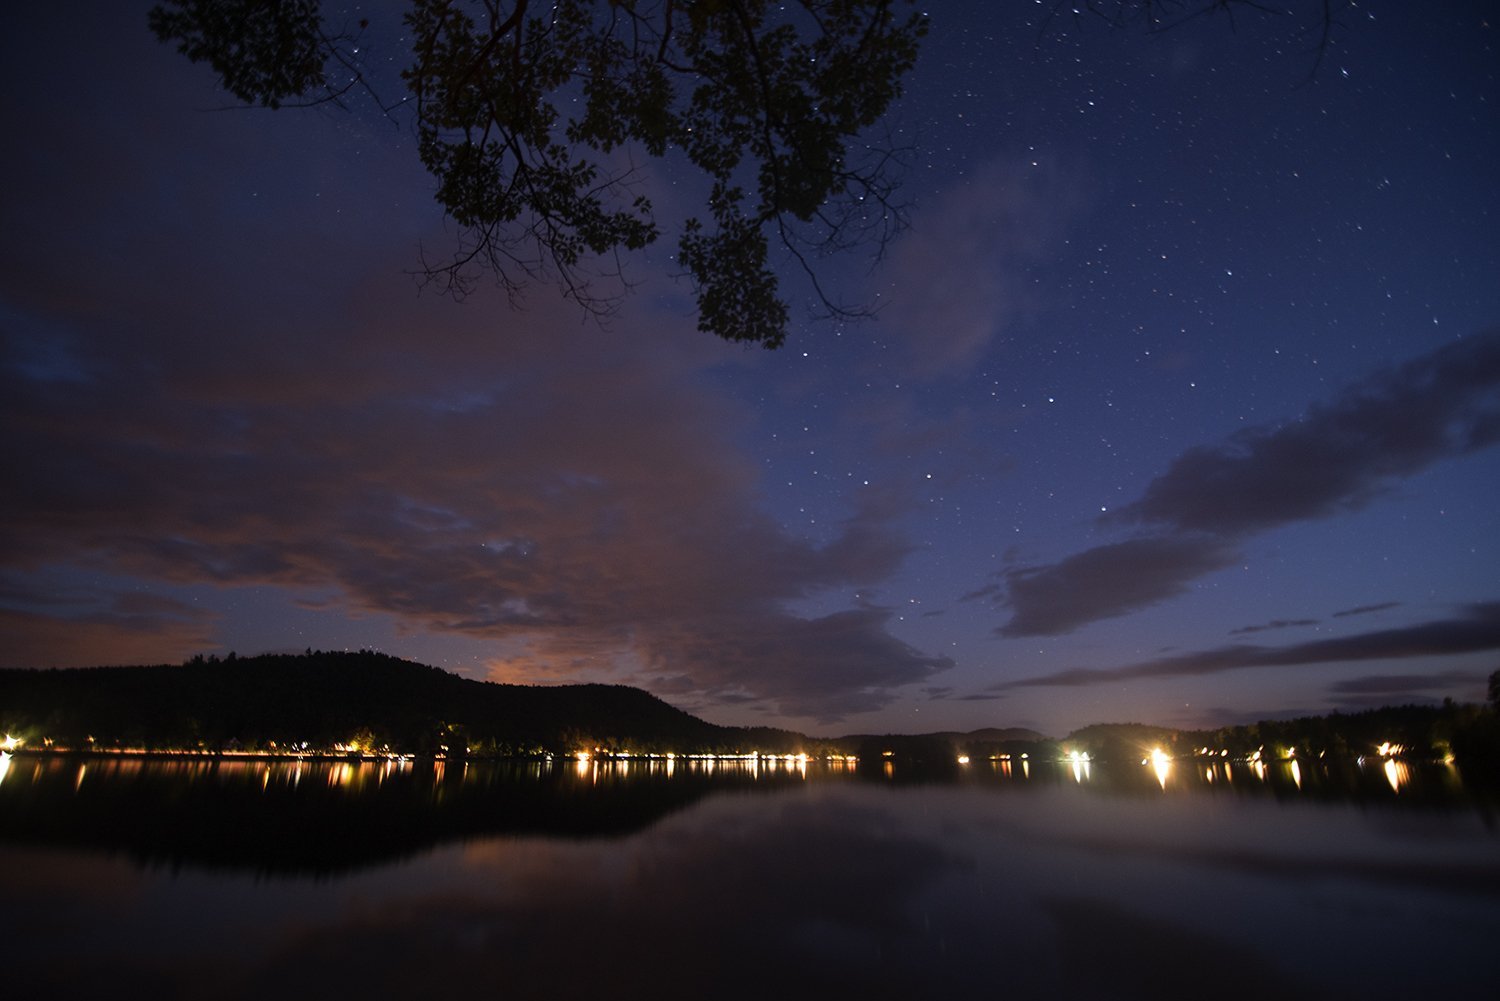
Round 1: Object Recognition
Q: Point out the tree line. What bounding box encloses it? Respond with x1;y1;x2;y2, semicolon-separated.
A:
0;649;801;757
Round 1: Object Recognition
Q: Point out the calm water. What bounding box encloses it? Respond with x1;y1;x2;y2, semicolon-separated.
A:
2;753;1497;999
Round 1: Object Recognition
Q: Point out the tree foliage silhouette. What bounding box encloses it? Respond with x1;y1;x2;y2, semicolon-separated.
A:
149;1;1344;348
149;0;929;349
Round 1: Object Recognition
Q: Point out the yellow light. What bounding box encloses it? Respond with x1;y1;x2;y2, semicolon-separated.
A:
1383;757;1406;793
956;755;970;765
1147;748;1171;789
1;734;20;752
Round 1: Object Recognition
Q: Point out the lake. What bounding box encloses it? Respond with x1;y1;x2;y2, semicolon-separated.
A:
2;752;1497;999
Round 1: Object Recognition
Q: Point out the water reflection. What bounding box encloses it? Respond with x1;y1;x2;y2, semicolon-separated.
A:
1384;757;1408;793
2;754;1495;1000
0;750;1489;879
0;755;846;877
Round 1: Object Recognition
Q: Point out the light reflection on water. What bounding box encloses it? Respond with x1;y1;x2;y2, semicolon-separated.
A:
1;754;1496;998
1385;756;1410;792
0;750;1480;806
0;750;1473;799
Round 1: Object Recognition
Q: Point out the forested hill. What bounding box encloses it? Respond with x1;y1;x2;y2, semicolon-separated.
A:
0;650;771;756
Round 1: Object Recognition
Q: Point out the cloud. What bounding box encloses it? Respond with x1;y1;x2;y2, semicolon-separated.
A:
983;332;1500;636
997;536;1240;637
0;602;218;670
1332;602;1401;619
884;155;1090;377
0;27;947;722
959;582;1004;604
0;285;943;715
1228;618;1319;636
639;607;952;722
1110;331;1500;535
1325;670;1478;696
994;602;1500;689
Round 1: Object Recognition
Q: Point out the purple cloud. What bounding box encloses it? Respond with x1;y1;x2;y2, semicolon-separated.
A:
1332;602;1401;619
884;155;1091;377
0;602;218;670
995;603;1500;690
985;332;1500;637
1228;618;1320;636
0;7;964;722
1326;670;1478;696
1111;332;1500;536
0;186;940;720
997;536;1240;638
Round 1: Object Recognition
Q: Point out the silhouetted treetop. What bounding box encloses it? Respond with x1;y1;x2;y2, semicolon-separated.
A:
149;0;930;349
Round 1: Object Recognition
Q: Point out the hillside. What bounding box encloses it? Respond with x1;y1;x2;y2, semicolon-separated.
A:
0;650;744;756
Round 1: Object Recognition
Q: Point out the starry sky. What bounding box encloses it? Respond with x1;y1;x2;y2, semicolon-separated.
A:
3;2;1498;737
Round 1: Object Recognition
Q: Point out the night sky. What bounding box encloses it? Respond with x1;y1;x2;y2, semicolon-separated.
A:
3;3;1498;737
